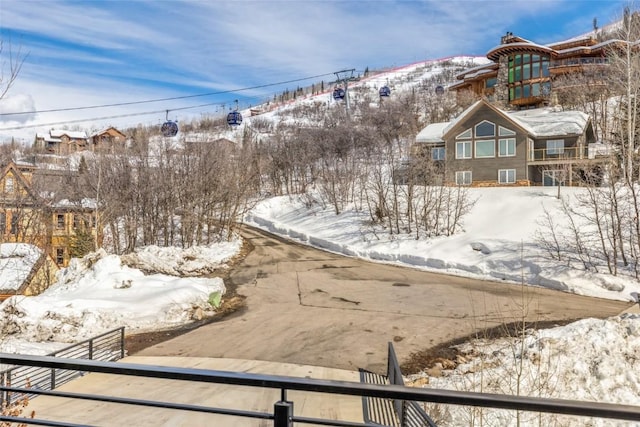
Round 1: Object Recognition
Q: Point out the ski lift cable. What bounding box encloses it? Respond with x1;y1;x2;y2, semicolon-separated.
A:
0;72;337;117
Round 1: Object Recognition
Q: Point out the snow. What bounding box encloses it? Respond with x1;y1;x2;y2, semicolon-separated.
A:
0;239;237;354
0;244;42;291
1;55;638;423
246;187;640;302
0;181;638;427
406;315;640;426
244;188;640;426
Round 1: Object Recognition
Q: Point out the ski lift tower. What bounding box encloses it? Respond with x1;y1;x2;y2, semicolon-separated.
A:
334;68;356;118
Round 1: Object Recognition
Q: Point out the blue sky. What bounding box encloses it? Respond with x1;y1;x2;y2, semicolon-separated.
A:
0;0;629;141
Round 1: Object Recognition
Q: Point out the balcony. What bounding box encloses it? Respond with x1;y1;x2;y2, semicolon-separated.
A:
549;57;609;74
527;147;587;164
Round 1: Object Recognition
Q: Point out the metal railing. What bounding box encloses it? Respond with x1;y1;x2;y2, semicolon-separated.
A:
0;327;124;405
528;147;586;162
550;57;609;68
1;352;640;426
386;342;437;426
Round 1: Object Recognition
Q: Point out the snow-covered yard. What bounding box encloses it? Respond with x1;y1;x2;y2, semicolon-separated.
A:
0;237;241;354
1;187;638;426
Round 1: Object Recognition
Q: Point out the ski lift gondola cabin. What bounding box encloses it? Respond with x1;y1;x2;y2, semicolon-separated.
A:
227;110;243;126
379;86;391;97
332;87;345;100
161;120;179;137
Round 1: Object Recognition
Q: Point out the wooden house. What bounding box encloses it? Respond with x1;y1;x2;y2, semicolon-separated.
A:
413;100;605;186
34;129;90;155
91;127;127;152
0;160;99;268
450;24;633;109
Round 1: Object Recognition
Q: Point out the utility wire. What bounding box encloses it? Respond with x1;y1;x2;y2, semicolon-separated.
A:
0;72;336;117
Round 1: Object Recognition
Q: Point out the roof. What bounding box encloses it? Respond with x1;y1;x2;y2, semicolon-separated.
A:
0;243;42;292
509;107;589;137
36;129;89;141
91;127;126;138
415;122;449;144
415;100;590;143
50;129;88;139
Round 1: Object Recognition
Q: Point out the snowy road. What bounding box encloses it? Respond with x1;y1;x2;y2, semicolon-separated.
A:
136;226;630;373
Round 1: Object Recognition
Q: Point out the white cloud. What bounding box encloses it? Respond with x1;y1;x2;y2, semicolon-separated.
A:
0;93;36;123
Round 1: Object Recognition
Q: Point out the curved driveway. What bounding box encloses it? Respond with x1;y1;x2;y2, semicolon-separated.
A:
138;226;630;373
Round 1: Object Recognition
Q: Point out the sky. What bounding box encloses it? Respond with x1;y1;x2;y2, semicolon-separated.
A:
0;0;630;143
1;186;638;426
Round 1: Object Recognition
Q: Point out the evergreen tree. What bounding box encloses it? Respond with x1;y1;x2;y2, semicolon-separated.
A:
69;227;96;259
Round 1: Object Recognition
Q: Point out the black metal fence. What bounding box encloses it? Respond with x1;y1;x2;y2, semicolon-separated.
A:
386;342;436;427
0;327;124;405
1;352;640;426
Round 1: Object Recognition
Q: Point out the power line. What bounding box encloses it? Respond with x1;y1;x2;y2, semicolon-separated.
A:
0;72;336;117
0;99;234;131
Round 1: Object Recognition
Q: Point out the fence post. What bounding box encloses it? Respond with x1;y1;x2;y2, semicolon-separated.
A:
89;340;94;360
274;400;293;427
120;327;125;359
1;371;7;407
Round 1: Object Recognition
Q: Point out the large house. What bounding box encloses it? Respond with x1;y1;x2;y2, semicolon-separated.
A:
0;160;99;268
450;22;632;109
412;99;606;187
91;127;127;152
34;127;127;155
34;129;90;155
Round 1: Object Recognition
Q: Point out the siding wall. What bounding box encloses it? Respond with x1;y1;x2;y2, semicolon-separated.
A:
444;108;529;185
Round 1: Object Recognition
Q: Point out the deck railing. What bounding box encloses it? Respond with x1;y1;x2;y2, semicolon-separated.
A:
550;57;609;68
1;352;640;426
0;327;124;405
528;147;586;162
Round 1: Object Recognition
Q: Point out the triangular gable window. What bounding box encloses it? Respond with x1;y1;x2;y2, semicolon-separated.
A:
475;121;495;137
499;126;516;136
456;129;472;139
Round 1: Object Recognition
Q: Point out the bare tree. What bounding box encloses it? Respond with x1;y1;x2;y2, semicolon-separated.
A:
0;39;26;100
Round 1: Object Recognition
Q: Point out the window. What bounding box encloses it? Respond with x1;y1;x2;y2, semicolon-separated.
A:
499;126;516;136
4;176;13;193
0;212;5;233
57;214;65;229
475;121;495;137
456;171;472;186
10;212;18;235
456;129;472;139
456;141;472;159
485;77;497;89
432;147;445;161
546;139;565;155
475;140;495;158
499;169;516;184
508;53;550;102
543;170;565;186
499;138;516;157
56;248;65;265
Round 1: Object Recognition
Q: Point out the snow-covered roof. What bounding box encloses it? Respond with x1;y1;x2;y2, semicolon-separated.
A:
0;243;42;292
415;101;590;143
415;122;449;144
52;198;98;209
509;107;589;137
50;129;88;139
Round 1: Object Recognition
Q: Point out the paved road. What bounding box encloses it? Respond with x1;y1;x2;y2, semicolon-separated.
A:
138;226;630;373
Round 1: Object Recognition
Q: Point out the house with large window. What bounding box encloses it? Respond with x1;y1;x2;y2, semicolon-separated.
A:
450;23;631;109
0;160;99;268
413;99;606;186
